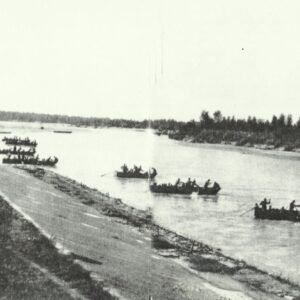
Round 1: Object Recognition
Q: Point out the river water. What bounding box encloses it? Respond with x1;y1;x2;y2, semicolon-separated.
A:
1;121;300;283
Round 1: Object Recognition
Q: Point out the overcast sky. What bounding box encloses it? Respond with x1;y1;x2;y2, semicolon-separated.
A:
0;0;300;121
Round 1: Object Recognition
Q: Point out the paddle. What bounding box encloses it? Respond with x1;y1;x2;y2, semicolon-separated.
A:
239;207;254;216
100;171;114;177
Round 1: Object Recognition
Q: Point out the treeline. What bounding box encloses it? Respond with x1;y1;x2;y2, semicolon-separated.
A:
173;110;300;133
1;110;300;151
166;111;300;151
0;111;182;130
0;111;147;128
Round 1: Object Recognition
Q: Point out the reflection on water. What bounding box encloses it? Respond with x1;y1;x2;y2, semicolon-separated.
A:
1;121;300;282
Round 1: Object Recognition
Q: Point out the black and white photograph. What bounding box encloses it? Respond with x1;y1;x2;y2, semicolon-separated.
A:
0;0;300;299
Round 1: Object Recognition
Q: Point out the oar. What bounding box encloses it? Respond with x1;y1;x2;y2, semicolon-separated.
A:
239;207;254;216
100;171;114;177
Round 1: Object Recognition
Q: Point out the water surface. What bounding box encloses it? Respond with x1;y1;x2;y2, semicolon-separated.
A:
1;121;299;282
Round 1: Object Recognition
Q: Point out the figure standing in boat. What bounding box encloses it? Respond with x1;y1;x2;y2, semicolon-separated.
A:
116;164;157;179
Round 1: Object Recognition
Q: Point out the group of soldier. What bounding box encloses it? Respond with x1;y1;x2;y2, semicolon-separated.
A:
7;154;40;162
10;145;35;154
258;198;300;212
4;136;37;145
121;164;144;175
174;178;212;189
121;164;215;190
6;153;57;164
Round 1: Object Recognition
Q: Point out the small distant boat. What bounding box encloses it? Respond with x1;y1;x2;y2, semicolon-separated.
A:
254;206;300;222
53;130;72;134
0;131;12;134
2;156;58;167
197;182;221;195
0;147;36;156
3;137;37;147
150;183;194;195
150;181;221;195
116;167;157;179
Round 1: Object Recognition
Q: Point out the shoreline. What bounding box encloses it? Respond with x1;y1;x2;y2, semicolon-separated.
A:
163;135;300;159
167;135;300;161
2;119;300;159
15;165;300;300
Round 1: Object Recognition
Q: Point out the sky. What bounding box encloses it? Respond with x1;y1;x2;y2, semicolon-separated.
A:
0;0;300;121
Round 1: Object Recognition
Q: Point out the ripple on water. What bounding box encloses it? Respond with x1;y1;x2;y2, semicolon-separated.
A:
2;122;300;283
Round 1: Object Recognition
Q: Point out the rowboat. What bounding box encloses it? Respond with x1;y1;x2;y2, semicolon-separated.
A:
2;156;58;167
150;183;194;195
53;131;72;134
254;207;300;222
197;182;221;195
3;137;37;147
116;168;157;179
0;148;36;156
150;181;221;195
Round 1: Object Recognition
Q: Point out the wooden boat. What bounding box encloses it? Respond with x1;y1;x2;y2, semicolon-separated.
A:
254;206;300;222
3;137;37;147
0;148;36;156
116;168;157;179
0;131;12;134
197;182;221;195
150;181;221;195
53;131;72;134
150;183;194;195
2;156;58;167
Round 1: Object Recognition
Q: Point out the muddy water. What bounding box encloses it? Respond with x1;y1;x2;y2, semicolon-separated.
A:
1;121;299;283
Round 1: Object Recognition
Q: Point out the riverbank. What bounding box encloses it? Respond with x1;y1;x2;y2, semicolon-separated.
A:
10;165;300;300
0;165;228;300
168;137;300;161
166;129;300;154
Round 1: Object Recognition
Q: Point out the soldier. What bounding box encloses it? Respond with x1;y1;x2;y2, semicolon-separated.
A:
260;198;271;211
204;179;211;189
289;200;300;211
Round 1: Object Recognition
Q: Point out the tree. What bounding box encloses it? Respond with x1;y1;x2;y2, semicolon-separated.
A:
277;114;285;128
213;110;222;123
199;111;213;128
271;115;278;129
286;114;293;128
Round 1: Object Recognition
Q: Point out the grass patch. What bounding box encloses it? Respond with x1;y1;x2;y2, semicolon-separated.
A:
152;235;175;250
189;255;238;275
0;196;115;300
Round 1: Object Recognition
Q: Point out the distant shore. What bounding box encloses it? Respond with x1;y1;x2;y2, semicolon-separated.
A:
167;136;300;161
1;110;300;154
161;129;300;155
0;112;300;157
8;165;300;300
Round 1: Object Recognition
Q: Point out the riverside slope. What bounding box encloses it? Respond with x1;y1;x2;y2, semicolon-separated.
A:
0;165;297;300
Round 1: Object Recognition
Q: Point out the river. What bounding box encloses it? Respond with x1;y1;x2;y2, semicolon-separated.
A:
1;121;299;283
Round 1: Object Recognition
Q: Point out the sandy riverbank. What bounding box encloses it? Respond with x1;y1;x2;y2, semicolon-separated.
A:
7;165;299;300
169;137;300;161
